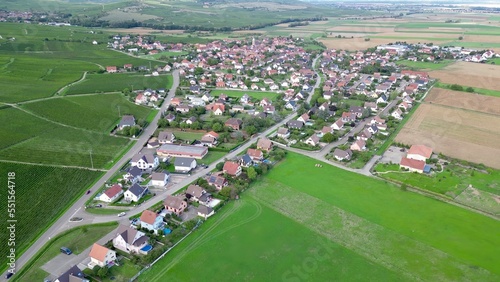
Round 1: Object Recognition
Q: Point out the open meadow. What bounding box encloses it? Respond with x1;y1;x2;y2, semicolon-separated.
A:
210;89;281;101
64;73;173;95
138;153;500;282
0;163;101;269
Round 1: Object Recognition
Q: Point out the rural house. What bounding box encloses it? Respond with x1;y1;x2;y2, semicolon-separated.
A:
163;195;188;215
225;118;243;131
124;184;148;202
333;148;352;161
174;157;197;172
130;153;159;170
257;138;273;152
400;157;426;173
197;205;215;219
207;175;228;190
158;131;176;144
88;243;116;269
186;185;206;202
99;184;123;203
113;225;149;254
151;172;169;187
223;161;242;176
54;265;87;282
407;145;433;161
118;115;136;130
139;210;164;234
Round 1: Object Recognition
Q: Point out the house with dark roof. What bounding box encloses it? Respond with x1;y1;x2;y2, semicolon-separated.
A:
151;172;169;187
139;210;164;234
225;118;243;131
174;157;197;172
287;120;304;129
186;185;206;202
123;166;143;184
130;153;159;170
112;225;149;254
239;154;253;167
277;127;290;139
54;265;88;282
118;115;136;130
158;131;176;144
198;205;215;219
124;184;148;202
99;184;123;203
164;195;187;215
207;175;228;190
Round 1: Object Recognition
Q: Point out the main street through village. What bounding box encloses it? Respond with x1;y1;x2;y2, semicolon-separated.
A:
11;58;401;279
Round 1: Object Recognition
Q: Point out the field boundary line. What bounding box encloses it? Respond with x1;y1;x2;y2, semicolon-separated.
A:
0;159;108;171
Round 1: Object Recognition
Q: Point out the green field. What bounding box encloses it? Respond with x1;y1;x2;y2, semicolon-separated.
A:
140;51;189;60
64;73;173;95
210;89;281;101
12;222;118;282
21;94;153;132
397;59;455;70
138;153;500;281
0;163;102;271
435;82;500;97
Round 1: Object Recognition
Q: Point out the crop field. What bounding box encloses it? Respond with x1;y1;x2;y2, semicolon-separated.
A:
210;89;281;101
395;103;500;169
435;82;500;98
64;73;173;95
0;163;101;270
21;94;152;132
0;107;132;168
397;59;455;70
425;88;500;115
138;153;500;281
430;62;500;91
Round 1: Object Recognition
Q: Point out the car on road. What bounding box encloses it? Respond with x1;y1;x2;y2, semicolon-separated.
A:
5;272;13;279
86;190;91;195
94;204;103;208
60;247;72;255
118;212;126;217
130;218;139;225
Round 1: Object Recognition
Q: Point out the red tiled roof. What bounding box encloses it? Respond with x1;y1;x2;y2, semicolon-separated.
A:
408;145;433;159
400;157;426;171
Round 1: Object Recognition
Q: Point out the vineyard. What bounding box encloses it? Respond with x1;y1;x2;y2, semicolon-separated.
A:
21;94;153;133
0;163;101;268
64;73;173;95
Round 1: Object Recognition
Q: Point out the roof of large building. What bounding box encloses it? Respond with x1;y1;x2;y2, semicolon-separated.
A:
400;157;426;171
157;144;207;156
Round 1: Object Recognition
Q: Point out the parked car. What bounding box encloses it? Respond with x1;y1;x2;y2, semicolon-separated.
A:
94;204;103;208
60;247;72;255
118;212;126;217
5;272;13;279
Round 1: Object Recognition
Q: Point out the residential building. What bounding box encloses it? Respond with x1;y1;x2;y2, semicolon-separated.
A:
400;157;426;173
140;210;164;234
124;184;148;202
350;139;366;151
118;115;136;130
225;118;243;130
186;185;206;202
333;148;352;161
174;157;197;172
151;172;169;187
89;243;116;268
198;205;215;219
305;134;320;146
247;148;264;162
407;145;433;161
158;131;176;144
130;153;159;170
99;184;123;203
257;138;273;152
207;175;228;190
112;225;149;254
54;265;88;282
277;127;290;139
164;195;188;215
223;161;242;176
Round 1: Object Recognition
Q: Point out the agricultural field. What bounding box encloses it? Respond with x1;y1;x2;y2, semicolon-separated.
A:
138;153;500;281
21;94;153;132
435;82;500;98
210;89;281;101
397;59;455;70
0;163;101;270
430;62;500;91
64;73;173;95
425;88;500;115
395;103;500;169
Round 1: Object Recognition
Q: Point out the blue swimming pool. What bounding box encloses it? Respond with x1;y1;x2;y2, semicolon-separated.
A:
141;244;153;252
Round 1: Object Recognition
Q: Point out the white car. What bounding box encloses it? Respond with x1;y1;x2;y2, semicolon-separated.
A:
118;212;126;217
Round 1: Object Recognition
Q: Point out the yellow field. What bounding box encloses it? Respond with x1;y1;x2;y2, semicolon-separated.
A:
430;62;500;91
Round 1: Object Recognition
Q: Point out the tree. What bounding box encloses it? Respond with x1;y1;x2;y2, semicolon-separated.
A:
212;122;223;132
129;125;141;137
216;162;224;171
321;132;335;143
219;186;232;198
458;36;463;40
93;266;101;276
245;125;257;135
450;84;463;91
247;167;257;180
465;86;474;93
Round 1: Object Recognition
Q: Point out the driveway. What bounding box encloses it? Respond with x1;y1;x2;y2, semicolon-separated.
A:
379;146;406;164
180;206;199;222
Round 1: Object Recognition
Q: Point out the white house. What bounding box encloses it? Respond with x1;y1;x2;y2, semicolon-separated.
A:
151;172;169;187
130;153;159;170
186;185;206;202
158;131;176;144
124;184;148;202
99;184;123;203
139;210;164;234
407;145;433;161
174;157;197;172
88;243;116;269
197;205;215;219
305;134;320;146
113;225;149;254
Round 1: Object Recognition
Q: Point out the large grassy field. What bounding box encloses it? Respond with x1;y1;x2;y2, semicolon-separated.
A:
210;89;281;101
397;59;455;70
64;73;173;95
138;153;500;281
0;163;102;271
435;82;500;98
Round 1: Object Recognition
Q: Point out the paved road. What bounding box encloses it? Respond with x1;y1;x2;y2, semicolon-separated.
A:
306;54;321;105
9;71;180;279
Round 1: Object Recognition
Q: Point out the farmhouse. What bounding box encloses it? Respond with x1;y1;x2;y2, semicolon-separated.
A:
400;157;426;173
151;172;169;187
164;195;187;215
158;131;176;144
124;184;148;202
174;157;197;172
130;153;159;170
407;145;433;161
140;210;164;234
88;243;116;269
223;161;242;176
99;184;123;203
157;144;208;159
113;225;149;254
118;115;136;130
257;138;273;152
106;66;117;73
